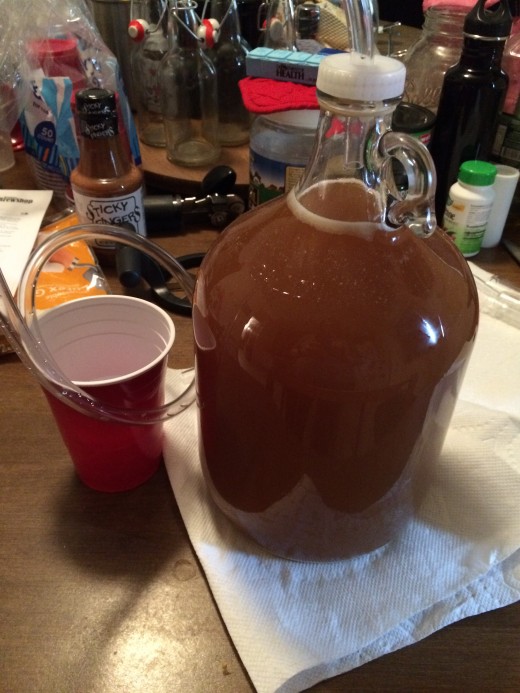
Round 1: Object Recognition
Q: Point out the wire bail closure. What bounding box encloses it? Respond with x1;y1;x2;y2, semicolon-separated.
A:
128;0;169;41
169;0;235;47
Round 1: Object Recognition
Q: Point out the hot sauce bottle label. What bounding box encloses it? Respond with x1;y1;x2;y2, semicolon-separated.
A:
72;188;146;236
79;116;118;139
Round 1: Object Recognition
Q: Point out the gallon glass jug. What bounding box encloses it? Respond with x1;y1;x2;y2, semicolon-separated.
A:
193;51;479;561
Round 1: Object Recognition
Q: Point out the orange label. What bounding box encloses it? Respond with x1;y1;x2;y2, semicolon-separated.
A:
35;212;109;311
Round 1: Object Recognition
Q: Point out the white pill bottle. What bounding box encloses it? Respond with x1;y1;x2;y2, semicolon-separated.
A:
442;160;497;257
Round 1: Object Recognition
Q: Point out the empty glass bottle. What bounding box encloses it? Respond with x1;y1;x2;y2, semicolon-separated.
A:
502;19;520;115
204;0;251;146
159;0;220;167
403;6;466;113
130;0;170;147
260;0;297;50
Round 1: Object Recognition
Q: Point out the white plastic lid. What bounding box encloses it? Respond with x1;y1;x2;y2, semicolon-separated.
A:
265;109;320;129
316;52;406;101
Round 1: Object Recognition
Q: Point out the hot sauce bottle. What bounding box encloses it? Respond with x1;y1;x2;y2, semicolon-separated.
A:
70;88;146;238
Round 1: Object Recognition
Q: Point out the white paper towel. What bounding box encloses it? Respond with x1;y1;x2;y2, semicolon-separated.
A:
163;265;520;693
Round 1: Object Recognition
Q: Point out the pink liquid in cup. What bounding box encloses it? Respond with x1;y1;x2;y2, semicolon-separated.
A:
36;295;175;492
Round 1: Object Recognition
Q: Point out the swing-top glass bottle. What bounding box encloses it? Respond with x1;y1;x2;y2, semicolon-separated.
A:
260;0;297;50
159;0;220;167
204;0;251;146
131;0;170;147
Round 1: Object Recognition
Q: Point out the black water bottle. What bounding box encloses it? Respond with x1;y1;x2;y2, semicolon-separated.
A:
429;0;512;223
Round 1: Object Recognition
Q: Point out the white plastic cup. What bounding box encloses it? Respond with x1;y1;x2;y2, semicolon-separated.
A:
482;164;520;248
35;295;175;492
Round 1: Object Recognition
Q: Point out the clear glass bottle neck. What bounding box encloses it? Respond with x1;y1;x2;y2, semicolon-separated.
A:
423;7;467;37
293;90;438;237
77;126;132;179
133;0;168;25
170;5;200;49
133;0;169;47
210;0;241;43
296;93;398;201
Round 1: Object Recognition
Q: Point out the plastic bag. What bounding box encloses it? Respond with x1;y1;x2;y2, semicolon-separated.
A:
2;0;140;204
0;3;31;138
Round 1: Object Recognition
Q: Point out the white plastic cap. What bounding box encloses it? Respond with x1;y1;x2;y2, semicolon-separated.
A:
316;52;406;101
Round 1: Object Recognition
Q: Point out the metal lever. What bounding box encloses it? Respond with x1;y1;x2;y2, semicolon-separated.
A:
144;192;245;234
143;164;244;234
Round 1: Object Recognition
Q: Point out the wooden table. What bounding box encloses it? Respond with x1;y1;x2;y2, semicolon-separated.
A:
1;148;519;693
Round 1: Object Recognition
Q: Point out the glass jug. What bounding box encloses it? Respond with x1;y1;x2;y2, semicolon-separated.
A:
192;51;479;561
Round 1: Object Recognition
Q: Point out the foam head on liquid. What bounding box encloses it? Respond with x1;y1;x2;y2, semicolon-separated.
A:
288;179;393;237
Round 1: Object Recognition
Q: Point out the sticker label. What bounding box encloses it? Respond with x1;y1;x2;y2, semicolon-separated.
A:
73;189;146;235
249;149;305;208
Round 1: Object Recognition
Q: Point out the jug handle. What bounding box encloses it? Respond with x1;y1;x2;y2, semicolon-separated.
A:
378;130;438;238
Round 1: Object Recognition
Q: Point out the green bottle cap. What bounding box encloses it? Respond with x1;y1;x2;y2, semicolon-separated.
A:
458;160;497;186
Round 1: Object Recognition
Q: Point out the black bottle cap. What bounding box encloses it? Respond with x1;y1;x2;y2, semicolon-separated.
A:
75;88;117;116
464;0;512;38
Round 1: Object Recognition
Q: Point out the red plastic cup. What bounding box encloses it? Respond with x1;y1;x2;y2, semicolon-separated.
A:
28;37;87;90
36;295;175;492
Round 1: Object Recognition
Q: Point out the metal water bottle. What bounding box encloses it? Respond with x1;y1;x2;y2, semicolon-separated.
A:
429;0;512;223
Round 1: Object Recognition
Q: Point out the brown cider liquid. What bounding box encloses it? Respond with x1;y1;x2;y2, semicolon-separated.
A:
70;135;143;203
194;180;479;560
70;155;143;197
